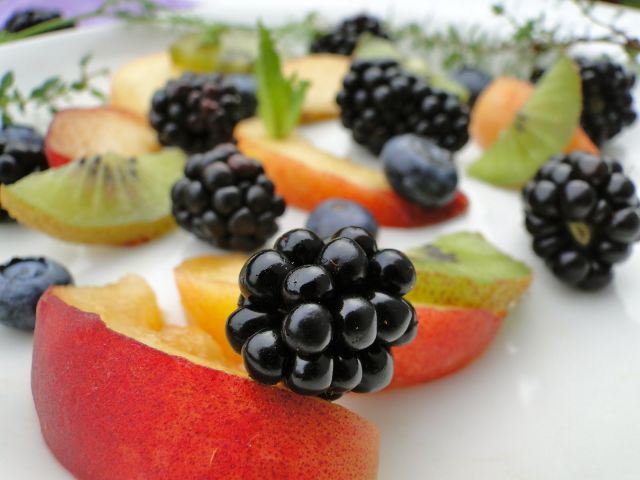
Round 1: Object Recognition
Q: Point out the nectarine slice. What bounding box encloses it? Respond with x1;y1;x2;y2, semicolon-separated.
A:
282;54;350;122
45;106;160;167
33;276;379;480
390;305;504;388
235;118;468;227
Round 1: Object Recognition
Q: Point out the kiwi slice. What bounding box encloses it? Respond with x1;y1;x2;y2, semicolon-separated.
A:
170;30;257;74
468;56;581;188
0;149;185;245
405;232;532;314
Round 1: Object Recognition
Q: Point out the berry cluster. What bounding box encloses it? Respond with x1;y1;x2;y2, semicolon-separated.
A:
524;152;640;290
0;125;48;222
149;73;243;154
227;227;417;399
337;60;469;154
576;57;637;146
310;14;390;55
171;143;286;251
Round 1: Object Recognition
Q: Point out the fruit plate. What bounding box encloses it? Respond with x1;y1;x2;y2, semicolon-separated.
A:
1;1;640;479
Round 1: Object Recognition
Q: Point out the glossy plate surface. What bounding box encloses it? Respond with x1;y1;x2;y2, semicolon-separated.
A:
1;1;639;478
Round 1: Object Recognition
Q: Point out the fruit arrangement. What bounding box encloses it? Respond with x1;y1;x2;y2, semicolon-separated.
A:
1;2;639;479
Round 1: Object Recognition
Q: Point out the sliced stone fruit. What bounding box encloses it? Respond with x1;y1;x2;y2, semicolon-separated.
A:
405;232;532;315
33;275;379;480
45;106;160;167
282;54;350;122
235;117;468;227
0;149;185;245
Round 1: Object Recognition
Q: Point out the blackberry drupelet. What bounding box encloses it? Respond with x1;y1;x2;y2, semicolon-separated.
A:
310;14;390;55
337;60;469;154
3;8;69;33
0;125;48;222
171;143;286;251
227;226;417;399
532;58;636;145
523;152;640;290
149;73;244;154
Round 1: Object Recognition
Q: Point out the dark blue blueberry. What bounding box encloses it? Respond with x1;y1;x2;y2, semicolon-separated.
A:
306;199;378;238
451;66;493;106
0;257;73;331
222;74;257;119
382;134;458;208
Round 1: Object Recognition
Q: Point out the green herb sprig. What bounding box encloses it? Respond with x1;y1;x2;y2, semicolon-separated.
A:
0;54;108;125
255;25;309;139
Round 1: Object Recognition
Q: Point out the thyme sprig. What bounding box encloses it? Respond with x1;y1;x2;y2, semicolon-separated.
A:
0;54;108;125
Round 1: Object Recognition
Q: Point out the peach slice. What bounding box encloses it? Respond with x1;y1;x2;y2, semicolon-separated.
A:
235;117;468;227
45;106;160;167
33;276;379;480
110;51;181;119
282;54;350;122
390;305;503;388
470;77;599;155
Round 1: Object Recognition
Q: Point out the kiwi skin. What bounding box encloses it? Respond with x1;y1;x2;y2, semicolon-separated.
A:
0;151;184;246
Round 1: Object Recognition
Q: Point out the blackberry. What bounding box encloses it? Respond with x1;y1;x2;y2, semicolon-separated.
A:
149;73;244;154
171;143;286;251
532;58;636;145
0;125;48;222
337;60;469;154
523;152;640;290
227;226;417;399
3;8;70;33
310;14;390;55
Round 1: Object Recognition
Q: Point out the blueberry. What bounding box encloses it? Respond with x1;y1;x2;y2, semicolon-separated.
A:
451;66;493;106
0;257;73;331
222;74;257;119
382;134;458;208
306;199;378;238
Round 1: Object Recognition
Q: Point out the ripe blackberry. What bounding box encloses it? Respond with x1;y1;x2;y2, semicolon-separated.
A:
310;14;390;55
0;125;48;222
171;143;286;251
523;152;640;290
577;57;636;145
337;60;469;154
227;227;417;399
532;58;636;145
3;8;69;33
149;73;244;154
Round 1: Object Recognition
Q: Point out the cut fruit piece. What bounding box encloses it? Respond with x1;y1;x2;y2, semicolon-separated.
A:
389;305;503;388
33;276;379;480
470;77;598;154
175;255;248;362
468;57;596;188
282;54;350;122
0;150;185;245
110;51;181;118
235;118;468;227
406;232;532;315
45;107;160;167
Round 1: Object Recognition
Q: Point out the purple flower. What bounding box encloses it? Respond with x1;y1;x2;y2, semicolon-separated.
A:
1;0;195;30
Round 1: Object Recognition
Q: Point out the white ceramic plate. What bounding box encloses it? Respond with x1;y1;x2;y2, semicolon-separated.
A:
1;1;639;479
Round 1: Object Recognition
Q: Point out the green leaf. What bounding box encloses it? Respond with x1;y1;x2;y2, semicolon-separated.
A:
256;24;309;138
468;56;581;188
0;71;14;95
